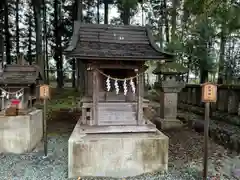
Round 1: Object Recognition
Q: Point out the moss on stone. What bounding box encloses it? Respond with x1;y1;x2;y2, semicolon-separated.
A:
153;62;188;75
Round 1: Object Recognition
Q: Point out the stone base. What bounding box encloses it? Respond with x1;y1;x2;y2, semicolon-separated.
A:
0;109;43;154
156;118;183;130
68;120;169;178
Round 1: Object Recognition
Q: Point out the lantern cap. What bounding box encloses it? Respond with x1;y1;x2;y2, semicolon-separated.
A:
152;61;188;75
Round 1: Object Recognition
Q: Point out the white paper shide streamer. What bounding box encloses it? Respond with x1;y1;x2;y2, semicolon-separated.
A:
1;91;8;99
101;69;142;95
130;78;136;94
106;76;111;91
123;79;127;95
114;79;119;94
16;92;24;99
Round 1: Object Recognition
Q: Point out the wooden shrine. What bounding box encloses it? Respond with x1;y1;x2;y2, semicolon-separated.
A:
0;55;42;115
66;22;173;178
65;22;174;128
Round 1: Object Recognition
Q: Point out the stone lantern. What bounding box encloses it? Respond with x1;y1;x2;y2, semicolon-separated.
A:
153;61;188;129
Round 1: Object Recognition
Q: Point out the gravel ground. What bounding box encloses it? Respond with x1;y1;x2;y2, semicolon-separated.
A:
0;108;237;180
0;132;204;180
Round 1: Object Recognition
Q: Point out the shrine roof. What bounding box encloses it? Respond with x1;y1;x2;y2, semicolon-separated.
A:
0;64;42;85
64;22;174;61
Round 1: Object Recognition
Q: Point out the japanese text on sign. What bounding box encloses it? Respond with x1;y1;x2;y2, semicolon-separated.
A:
201;83;217;102
40;85;50;99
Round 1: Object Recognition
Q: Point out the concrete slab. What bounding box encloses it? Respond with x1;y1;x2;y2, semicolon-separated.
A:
78;121;157;134
0;109;43;154
68;120;169;178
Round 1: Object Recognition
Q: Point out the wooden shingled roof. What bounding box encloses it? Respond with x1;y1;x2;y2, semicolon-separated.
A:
0;64;42;85
65;21;174;61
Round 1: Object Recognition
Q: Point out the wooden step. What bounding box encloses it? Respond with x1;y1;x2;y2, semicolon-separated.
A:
98;111;136;122
98;121;137;126
98;103;137;125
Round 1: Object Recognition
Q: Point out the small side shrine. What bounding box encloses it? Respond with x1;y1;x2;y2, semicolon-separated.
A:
153;61;188;129
0;55;42;115
0;55;44;154
65;22;173;178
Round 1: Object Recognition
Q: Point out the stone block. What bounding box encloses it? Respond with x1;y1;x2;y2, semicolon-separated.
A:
68;122;168;178
0;109;43;154
155;117;183;130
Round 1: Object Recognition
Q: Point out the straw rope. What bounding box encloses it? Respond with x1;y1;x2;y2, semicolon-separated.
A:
0;88;24;95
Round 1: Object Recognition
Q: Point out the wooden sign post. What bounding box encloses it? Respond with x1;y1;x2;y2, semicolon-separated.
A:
40;84;50;157
201;82;217;180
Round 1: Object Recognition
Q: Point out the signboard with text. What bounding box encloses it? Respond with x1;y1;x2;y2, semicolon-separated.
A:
201;82;217;103
40;84;50;99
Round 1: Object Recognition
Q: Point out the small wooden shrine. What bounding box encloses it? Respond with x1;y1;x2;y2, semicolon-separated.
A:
66;22;174;178
0;55;42;115
65;22;174;128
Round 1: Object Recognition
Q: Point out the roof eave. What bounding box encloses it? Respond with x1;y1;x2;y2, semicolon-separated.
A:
63;54;173;62
64;21;81;53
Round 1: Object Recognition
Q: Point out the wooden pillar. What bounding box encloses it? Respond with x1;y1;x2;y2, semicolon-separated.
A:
84;64;88;95
92;67;99;125
76;60;80;92
137;69;144;125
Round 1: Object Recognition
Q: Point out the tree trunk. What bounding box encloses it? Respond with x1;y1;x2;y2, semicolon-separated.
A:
163;0;169;43
16;0;20;56
171;0;178;42
158;2;163;49
217;26;226;84
97;0;100;24
76;0;83;91
122;8;130;25
27;12;33;65
43;2;49;84
200;70;208;83
4;0;10;64
34;5;43;73
54;0;63;88
0;4;4;63
104;2;108;24
181;0;189;38
77;0;82;21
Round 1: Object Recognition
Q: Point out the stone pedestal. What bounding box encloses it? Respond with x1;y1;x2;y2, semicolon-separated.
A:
157;75;185;129
0;109;43;154
68;120;169;178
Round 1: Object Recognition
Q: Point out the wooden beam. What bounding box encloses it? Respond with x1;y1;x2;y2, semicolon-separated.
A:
78;38;149;44
97;64;139;69
67;55;172;62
